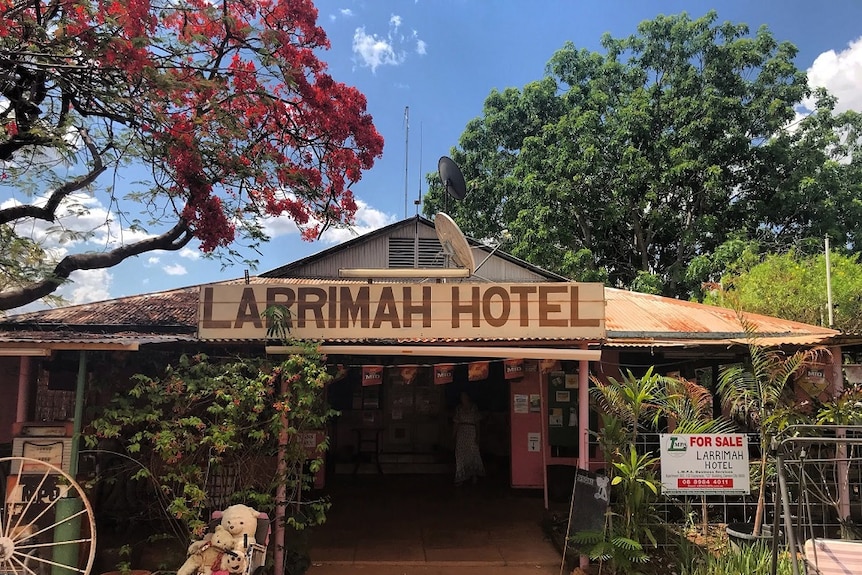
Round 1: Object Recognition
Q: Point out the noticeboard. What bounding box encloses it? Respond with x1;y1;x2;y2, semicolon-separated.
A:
547;371;579;448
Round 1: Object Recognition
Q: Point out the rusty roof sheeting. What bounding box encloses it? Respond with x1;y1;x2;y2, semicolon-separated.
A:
604;288;837;343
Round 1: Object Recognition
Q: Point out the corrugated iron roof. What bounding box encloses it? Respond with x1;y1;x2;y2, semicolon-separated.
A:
0;280;841;349
604;288;838;346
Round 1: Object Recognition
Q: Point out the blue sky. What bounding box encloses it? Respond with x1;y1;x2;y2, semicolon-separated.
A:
7;0;862;311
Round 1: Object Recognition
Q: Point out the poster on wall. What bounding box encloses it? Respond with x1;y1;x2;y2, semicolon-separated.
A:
514;394;529;414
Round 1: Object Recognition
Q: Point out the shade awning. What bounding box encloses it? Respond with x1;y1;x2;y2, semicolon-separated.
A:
265;344;601;361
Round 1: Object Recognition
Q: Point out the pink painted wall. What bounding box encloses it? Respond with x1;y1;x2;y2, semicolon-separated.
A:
510;368;543;488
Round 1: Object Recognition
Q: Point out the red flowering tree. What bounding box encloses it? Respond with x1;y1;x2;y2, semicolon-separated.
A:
0;0;383;310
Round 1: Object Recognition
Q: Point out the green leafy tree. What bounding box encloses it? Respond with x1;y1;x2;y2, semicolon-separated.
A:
87;347;336;543
423;11;861;298
705;249;862;332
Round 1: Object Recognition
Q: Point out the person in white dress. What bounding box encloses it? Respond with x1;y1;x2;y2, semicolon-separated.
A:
453;391;485;485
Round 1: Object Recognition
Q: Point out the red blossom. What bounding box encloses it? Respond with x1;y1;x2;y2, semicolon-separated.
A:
2;0;383;262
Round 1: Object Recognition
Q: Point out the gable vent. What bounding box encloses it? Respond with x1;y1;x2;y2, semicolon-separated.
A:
388;237;445;268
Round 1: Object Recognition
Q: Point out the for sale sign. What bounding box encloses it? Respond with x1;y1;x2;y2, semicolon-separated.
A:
660;433;750;495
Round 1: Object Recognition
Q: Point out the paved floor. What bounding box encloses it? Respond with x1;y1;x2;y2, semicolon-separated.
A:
306;473;567;574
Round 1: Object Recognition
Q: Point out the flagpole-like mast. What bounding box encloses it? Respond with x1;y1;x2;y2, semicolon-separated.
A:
404;106;409;219
416;122;423;216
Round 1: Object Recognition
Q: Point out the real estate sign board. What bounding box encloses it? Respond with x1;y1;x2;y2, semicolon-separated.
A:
660;433;750;496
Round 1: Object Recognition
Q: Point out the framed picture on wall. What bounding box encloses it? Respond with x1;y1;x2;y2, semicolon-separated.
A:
549;371;565;388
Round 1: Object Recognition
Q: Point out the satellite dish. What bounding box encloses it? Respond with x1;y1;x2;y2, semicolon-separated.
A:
438;156;467;200
435;212;475;275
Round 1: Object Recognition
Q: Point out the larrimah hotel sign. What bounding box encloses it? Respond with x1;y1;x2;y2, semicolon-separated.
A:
198;282;606;340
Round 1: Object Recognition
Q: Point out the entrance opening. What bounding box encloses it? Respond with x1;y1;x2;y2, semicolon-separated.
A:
325;361;511;480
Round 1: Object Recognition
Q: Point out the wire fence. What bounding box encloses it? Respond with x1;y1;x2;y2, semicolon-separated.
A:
616;431;862;546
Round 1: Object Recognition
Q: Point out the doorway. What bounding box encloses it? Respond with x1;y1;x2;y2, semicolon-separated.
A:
325;362;511;478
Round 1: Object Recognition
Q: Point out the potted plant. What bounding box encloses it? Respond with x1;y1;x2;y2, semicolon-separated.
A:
718;317;830;540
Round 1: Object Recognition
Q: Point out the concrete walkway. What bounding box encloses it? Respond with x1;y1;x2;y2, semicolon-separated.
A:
305;474;567;574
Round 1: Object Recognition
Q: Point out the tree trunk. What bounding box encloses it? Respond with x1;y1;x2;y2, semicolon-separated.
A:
753;451;767;536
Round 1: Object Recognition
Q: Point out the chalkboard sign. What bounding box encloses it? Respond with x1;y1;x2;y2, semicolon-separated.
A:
567;469;610;535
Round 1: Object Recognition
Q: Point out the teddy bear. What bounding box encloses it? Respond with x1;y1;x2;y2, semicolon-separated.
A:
177;525;237;575
219;503;259;551
212;546;247;575
188;504;259;556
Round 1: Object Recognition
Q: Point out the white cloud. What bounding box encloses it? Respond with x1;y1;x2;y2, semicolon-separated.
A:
64;269;112;304
318;200;397;244
3;192;154;254
147;256;160;265
340;8;353;17
352;14;424;72
353;27;403;72
804;37;862;113
259;198;396;244
163;264;188;276
179;247;200;260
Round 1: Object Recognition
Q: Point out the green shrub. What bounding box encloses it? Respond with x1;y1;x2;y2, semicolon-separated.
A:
680;542;791;575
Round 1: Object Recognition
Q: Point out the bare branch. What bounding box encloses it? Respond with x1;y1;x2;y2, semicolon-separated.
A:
0;130;106;225
0;221;193;310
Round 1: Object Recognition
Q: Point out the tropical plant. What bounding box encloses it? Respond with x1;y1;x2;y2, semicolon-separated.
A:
568;528;649;575
0;0;384;311
611;446;662;545
590;366;666;447
718;317;830;536
581;367;735;569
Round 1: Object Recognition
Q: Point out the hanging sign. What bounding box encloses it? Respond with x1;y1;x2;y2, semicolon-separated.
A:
660;433;750;495
361;365;383;386
797;367;829;398
396;364;420;384
468;361;490;381
504;358;524;379
434;363;455;385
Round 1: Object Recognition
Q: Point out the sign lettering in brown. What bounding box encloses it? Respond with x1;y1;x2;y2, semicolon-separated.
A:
199;282;605;340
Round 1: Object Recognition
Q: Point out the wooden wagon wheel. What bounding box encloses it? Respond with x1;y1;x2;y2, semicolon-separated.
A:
0;457;96;575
